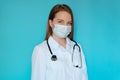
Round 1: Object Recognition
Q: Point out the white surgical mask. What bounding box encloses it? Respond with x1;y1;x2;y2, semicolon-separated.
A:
53;24;72;38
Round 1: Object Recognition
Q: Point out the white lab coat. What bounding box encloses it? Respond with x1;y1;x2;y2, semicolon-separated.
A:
31;36;88;80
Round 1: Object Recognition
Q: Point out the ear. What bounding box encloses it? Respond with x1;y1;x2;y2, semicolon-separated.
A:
49;20;54;29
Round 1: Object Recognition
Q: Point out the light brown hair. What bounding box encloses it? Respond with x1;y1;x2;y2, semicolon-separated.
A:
45;4;74;40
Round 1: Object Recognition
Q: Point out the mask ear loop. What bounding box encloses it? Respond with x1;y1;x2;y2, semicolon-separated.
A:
46;39;57;61
72;40;82;68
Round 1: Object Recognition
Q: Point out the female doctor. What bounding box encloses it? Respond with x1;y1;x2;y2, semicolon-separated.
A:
31;4;88;80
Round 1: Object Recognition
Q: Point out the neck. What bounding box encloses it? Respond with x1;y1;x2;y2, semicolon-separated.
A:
52;34;66;48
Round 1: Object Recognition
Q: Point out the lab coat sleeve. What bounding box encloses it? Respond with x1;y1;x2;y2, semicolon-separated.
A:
31;46;46;80
80;46;88;80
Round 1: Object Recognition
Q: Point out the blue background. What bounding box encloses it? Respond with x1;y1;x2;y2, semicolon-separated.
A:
0;0;120;80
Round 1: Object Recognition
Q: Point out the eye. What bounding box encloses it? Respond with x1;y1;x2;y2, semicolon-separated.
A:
67;22;72;26
57;20;64;25
58;21;62;23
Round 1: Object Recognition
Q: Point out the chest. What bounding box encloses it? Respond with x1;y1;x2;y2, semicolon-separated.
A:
44;45;82;80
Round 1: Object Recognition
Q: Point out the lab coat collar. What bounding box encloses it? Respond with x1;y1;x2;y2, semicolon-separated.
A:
48;36;73;50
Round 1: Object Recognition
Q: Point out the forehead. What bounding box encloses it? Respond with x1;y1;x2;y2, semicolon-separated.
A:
54;11;72;21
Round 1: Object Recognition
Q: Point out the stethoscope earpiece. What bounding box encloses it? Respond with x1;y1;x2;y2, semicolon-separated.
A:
51;55;57;61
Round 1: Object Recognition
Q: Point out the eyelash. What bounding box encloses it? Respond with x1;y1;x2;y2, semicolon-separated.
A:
58;21;63;23
57;21;72;25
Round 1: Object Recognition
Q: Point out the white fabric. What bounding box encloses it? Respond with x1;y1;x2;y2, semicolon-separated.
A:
31;36;88;80
53;24;71;38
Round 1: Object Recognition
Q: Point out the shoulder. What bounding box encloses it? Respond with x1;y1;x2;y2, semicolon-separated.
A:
68;38;82;48
69;39;84;52
32;40;47;58
35;40;47;51
32;41;48;66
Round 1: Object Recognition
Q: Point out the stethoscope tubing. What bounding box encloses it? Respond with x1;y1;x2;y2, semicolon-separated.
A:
46;39;82;68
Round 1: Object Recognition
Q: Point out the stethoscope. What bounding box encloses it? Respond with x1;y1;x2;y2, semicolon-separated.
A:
46;39;82;68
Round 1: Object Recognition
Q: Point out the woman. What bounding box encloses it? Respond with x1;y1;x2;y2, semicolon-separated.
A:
31;4;88;80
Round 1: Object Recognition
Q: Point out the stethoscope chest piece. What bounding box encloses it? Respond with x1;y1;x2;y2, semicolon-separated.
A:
51;55;57;61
